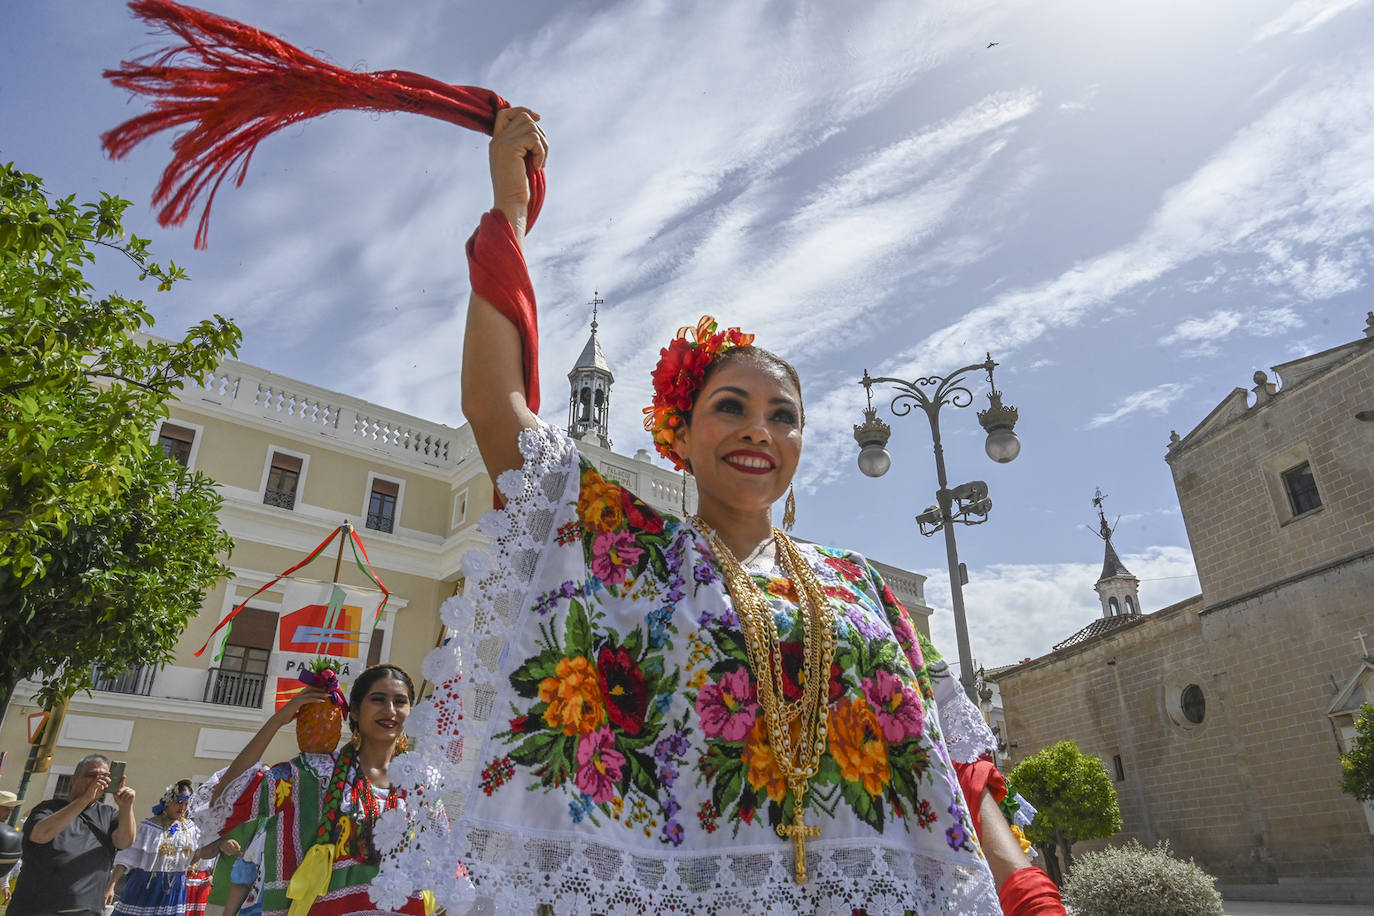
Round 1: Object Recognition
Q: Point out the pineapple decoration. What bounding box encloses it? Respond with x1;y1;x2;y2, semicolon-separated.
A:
295;656;349;754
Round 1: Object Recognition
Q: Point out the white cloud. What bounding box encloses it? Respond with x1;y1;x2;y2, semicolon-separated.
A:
1057;84;1100;113
1252;0;1372;41
1085;383;1190;430
276;0;1031;429
920;545;1199;673
1159;306;1304;357
783;46;1374;490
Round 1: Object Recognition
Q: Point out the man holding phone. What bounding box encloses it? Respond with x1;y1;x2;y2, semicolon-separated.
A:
8;754;135;916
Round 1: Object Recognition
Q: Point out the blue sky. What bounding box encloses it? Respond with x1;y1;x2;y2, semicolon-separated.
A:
4;0;1372;672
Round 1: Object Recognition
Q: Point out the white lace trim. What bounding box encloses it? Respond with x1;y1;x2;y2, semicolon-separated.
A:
936;685;998;765
373;422;1001;914
373;422;577;910
190;761;260;839
424;830;997;915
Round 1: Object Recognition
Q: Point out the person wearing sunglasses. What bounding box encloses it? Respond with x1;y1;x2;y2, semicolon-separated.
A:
107;780;221;916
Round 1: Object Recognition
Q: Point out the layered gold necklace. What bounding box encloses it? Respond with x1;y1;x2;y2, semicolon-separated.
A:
696;517;837;884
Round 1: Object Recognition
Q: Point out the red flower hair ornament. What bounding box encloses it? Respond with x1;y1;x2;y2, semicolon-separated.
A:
642;316;754;470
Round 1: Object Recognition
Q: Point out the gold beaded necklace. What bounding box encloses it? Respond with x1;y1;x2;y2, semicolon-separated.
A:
696;517;837;883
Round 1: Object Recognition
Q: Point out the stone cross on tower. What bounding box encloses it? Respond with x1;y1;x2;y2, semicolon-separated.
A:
1091;489;1142;619
567;290;615;449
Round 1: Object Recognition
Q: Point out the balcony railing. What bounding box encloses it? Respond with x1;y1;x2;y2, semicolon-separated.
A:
204;668;266;708
365;511;394;533
263;486;297;510
92;664;156;696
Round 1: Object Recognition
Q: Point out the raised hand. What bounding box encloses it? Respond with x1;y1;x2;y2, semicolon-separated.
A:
489;107;547;231
81;771;111;805
280;684;334;721
113;777;136;811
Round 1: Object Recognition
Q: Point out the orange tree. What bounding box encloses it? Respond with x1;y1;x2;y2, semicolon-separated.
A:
0;162;240;723
1340;704;1374;803
1009;740;1123;884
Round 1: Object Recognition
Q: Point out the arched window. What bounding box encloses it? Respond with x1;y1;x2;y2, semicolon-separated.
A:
579;388;592;421
1124;595;1136;614
1108;597;1120;616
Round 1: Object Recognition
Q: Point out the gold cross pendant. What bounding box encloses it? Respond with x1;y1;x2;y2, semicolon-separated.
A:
776;801;821;883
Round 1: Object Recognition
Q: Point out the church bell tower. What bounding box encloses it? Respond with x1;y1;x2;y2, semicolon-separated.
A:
567;292;614;449
1091;489;1142;618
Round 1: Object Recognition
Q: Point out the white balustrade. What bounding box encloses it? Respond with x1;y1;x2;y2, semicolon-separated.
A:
191;370;241;401
353;414;452;463
253;383;341;430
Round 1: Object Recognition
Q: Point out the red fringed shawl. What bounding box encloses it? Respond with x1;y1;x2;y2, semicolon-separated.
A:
102;0;546;409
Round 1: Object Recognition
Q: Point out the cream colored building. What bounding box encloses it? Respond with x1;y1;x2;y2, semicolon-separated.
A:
2;320;933;814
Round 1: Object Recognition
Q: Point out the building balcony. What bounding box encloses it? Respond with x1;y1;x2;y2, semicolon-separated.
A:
263;486;297;510
92;664;157;696
203;668;266;709
365;511;394;533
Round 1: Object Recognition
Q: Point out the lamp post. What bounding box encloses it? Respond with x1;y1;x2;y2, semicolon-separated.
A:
854;354;1020;703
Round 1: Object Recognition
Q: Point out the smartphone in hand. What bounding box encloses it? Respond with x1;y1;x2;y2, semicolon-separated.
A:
107;760;127;792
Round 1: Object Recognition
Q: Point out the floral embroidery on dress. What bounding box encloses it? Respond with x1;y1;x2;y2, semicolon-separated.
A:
482;461;689;845
381;422;1004;914
685;546;941;837
480;459;977;851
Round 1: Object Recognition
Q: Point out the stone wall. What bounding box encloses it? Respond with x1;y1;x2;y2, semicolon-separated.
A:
996;330;1374;903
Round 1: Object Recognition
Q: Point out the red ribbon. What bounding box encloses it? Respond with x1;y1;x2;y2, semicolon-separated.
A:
193;523;389;657
193;523;343;657
468;208;541;413
297;667;348;708
102;0;544;247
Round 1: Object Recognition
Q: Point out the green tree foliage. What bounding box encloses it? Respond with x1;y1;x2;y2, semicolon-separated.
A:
1063;840;1223;916
1009;740;1123;882
0;162;241;715
1340;703;1374;803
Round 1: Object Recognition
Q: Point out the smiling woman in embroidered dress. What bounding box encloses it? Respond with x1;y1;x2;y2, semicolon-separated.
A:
372;109;1065;916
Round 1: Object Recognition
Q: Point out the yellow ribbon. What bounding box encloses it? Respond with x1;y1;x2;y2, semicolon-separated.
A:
333;814;353;857
422;890;437;915
285;842;335;916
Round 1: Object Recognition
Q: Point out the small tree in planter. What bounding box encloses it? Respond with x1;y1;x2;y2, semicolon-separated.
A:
295;657;348;754
1008;740;1122;883
1062;840;1223;916
1340;703;1374;803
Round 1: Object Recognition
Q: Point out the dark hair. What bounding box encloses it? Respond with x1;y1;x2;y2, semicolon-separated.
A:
689;345;805;428
175;779;193;796
348;664;416;729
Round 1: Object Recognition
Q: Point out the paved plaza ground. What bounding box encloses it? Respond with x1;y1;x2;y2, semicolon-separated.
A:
1223;902;1374;915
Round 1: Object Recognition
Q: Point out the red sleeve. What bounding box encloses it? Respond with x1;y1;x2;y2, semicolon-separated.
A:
998;866;1066;915
225;767;270;833
467;208;540;413
954;755;1007;839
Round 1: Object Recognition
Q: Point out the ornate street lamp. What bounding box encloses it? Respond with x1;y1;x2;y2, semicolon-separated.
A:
854;355;1020;702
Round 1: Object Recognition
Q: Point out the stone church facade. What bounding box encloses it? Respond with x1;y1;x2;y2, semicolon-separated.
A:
991;314;1374;903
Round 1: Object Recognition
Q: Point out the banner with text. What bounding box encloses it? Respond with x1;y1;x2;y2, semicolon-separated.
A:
268;579;384;710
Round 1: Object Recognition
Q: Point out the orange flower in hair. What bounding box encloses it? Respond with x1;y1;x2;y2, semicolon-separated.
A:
643;316;754;470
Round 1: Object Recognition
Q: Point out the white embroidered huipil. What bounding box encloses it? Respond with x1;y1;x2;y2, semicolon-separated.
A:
375;423;1002;915
115;817;201;875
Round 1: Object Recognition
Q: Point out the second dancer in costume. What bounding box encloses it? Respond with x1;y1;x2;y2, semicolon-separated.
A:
194;664;430;916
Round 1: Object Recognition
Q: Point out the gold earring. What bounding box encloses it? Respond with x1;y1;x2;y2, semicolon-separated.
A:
783;485;796;531
395;733;409;754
